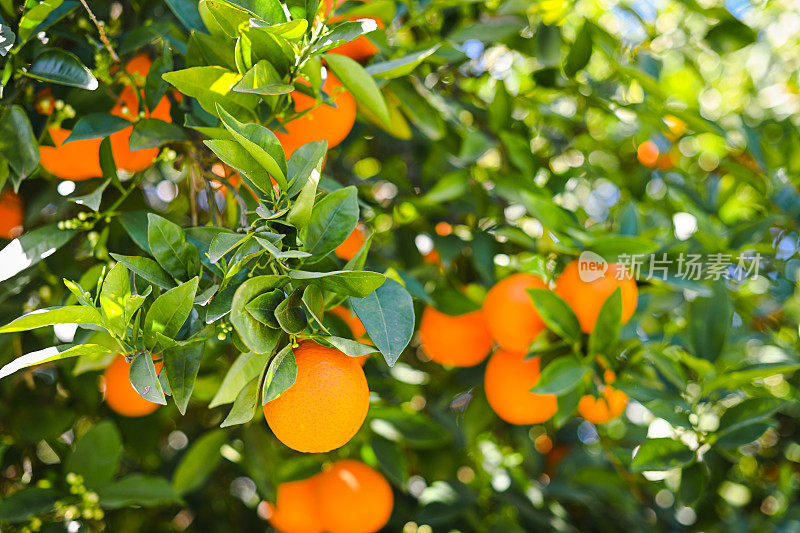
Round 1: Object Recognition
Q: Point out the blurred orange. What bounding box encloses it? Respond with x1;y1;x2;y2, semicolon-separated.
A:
0;190;24;239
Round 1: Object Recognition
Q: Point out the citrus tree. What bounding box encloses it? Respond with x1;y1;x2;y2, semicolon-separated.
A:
1;0;799;531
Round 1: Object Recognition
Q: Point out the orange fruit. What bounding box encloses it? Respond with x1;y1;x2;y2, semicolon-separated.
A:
422;249;441;265
121;52;153;80
419;306;492;367
39;127;103;181
328;17;383;62
334;223;366;261
315;459;393;533
636;140;659;167
553;260;637;334
263;341;369;452
262;477;324;533
482;273;548;353
484;350;557;425
274;73;357;158
0;190;24;240
577;386;628;424
34;87;56;115
101;355;161;417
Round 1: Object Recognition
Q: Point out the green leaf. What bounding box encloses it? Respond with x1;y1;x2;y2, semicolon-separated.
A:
147;213;200;279
144;277;199;347
564;20;592;77
129;353;167;405
64;114;131;143
166;0;205;31
129;119;188;150
209;232;250;263
274;289;307;334
172;429;227;494
65;420;122;486
322;336;377;358
110;253;176;289
286;153;323;228
249;18;307;39
162;66;259;119
587;288;622;356
145;46;173;112
0;224;77;282
527;289;582;344
17;0;63;47
0;344;111;379
302;186;359;257
286;140;326;198
365;45;440;79
27;48;98;89
68;178;111;212
349;278;413;366
244;289;283;327
164;343;205;415
0;105;39;181
0;306;101;333
204;139;272;200
631;438;694;472
206;283;240;323
233;59;294;95
99;262;131;336
216;104;287;189
689;280;730;360
262;344;296;403
0;488;59;523
221;376;260;427
0;25;14;57
210;352;267;407
230;275;286;353
119;211;151;253
324;53;389;125
530;356;588;395
96;475;181;509
289;270;386;298
312;19;378;53
717;398;786;437
256;237;312;260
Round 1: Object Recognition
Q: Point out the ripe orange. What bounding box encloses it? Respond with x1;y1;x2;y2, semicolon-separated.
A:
101;355;161;417
482;273;548;353
39;127;103;181
637;140;674;170
262;477;324;533
263;341;369;452
120;52;153;80
0;190;24;240
484;350;557;425
419;306;492;367
553;260;638;334
315;460;393;533
274;73;356;158
422;249;441;265
334;223;366;261
577;386;628;424
328;17;383;62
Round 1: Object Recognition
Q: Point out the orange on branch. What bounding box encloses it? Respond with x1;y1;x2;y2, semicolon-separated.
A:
263;341;369;452
101;355;161;417
482;273;548;353
39;127;102;181
554;260;637;334
0;190;24;240
419;306;492;367
109;85;172;173
484;350;557;425
577;386;628;424
315;460;393;533
335;223;366;260
262;477;324;533
274;73;356;158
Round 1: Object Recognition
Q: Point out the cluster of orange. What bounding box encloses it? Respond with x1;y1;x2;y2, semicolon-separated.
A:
420;260;638;425
262;459;393;533
38;54;172;180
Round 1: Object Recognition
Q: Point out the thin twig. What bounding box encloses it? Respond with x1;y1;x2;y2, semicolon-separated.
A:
78;0;120;63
